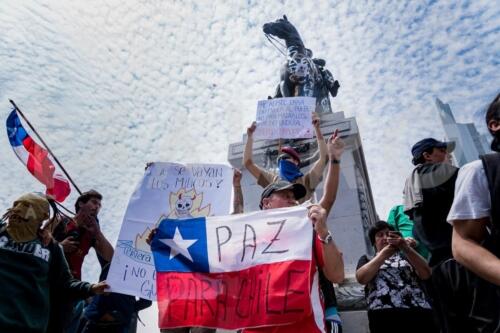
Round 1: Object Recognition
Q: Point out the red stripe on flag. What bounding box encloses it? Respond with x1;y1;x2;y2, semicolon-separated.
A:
46;174;71;203
22;136;70;202
156;260;312;330
23;136;56;186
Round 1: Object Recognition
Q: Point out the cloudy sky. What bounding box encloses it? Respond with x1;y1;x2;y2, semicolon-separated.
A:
1;0;499;330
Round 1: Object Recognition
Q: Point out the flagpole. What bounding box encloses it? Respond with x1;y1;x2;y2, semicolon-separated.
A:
9;99;83;196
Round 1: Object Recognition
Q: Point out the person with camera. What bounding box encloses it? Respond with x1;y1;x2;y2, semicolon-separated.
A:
356;221;437;333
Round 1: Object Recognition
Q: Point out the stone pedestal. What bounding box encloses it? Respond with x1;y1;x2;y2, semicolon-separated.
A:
228;111;378;326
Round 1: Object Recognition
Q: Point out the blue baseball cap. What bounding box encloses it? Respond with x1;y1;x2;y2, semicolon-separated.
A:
411;138;455;164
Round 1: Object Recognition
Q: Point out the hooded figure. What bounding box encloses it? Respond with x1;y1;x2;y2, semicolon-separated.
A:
3;192;49;242
0;193;106;333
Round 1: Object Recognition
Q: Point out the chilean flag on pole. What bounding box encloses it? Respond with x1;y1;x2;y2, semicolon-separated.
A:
151;205;315;330
6;109;71;202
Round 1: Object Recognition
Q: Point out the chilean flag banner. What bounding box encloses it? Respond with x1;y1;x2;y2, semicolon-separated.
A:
151;205;314;330
6;109;71;202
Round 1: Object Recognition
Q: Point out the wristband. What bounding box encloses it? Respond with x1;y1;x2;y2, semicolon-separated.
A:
318;230;333;244
330;159;341;164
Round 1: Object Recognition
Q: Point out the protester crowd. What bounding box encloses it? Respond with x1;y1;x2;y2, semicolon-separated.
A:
0;92;499;333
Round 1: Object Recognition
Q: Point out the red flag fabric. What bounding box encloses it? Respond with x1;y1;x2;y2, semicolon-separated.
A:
6;109;71;202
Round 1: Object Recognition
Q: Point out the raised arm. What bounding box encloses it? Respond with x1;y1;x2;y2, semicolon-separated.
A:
243;121;265;180
309;205;344;283
319;129;344;215
452;218;500;286
94;229;114;262
308;113;328;180
232;168;244;214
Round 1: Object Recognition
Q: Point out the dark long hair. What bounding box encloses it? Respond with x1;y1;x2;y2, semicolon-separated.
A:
486;92;500;152
368;221;395;246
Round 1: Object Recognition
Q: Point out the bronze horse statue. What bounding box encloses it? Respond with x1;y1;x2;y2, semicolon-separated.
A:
263;15;340;114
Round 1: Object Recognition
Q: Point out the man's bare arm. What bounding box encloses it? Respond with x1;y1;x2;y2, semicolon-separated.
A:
94;231;114;262
308;113;328;180
452;218;500;286
309;205;344;283
319;130;344;215
242;121;265;179
232;169;244;214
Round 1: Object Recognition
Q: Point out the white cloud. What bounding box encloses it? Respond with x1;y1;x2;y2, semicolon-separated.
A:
0;1;498;330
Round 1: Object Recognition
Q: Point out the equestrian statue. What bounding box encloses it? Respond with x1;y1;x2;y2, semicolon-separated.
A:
263;15;340;114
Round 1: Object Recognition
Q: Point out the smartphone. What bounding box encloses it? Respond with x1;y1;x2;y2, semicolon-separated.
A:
388;231;402;238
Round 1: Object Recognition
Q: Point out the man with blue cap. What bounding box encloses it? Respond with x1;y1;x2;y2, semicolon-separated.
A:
403;137;459;332
404;137;458;267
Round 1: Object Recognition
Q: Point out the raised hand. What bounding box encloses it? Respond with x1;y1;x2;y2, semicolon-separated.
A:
312;112;320;128
75;206;99;237
308;204;329;238
387;231;410;251
146;228;158;246
247;121;257;137
327;129;345;161
233;168;242;186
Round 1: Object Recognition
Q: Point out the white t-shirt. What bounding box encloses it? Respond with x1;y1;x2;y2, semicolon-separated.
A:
447;160;491;223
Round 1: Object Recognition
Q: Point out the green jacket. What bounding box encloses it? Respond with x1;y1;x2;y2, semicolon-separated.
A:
387;205;429;259
0;224;94;333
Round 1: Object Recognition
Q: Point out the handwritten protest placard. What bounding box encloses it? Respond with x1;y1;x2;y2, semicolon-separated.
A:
107;162;233;300
254;97;315;140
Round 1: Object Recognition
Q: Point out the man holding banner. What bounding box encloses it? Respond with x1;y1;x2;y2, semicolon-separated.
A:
150;132;345;332
245;131;344;333
243;112;327;203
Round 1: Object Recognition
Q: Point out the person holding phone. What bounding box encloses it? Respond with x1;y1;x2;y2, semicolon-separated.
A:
356;221;437;333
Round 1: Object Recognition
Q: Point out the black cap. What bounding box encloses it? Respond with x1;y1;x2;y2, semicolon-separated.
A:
411;138;455;165
259;180;306;209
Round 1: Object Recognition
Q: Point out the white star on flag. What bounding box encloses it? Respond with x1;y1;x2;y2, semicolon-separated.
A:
159;227;198;262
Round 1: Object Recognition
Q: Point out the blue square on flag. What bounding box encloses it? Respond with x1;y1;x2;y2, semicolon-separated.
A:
151;217;209;273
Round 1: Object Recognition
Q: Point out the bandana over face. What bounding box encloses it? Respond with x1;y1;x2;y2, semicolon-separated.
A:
279;159;304;182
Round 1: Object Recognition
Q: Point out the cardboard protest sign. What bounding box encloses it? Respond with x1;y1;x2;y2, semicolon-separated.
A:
107;162;233;300
254;97;315;140
151;205;314;330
